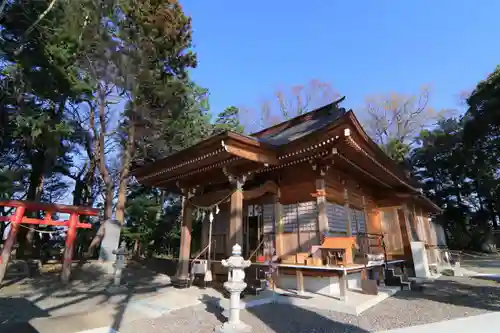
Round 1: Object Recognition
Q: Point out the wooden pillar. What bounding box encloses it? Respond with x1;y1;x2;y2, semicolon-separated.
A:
399;205;413;259
274;189;284;257
344;187;352;236
315;179;328;236
0;206;25;283
61;212;78;284
201;213;209;251
228;180;244;255
362;195;368;232
176;195;193;281
402;204;416;242
412;204;421;241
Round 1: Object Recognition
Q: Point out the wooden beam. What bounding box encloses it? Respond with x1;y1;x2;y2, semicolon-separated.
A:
223;140;278;165
243;180;279;200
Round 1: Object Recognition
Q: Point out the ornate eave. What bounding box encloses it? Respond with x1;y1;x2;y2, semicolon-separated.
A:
131;131;278;190
132;103;440;214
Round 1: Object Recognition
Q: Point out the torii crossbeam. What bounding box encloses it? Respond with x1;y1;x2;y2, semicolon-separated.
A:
0;200;99;283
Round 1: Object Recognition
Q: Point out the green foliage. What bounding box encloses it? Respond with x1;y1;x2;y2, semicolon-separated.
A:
5;0;497;258
381;138;411;164
213;106;245;134
411;68;500;249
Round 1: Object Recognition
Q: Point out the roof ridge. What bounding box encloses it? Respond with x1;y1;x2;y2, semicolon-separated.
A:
251;96;346;138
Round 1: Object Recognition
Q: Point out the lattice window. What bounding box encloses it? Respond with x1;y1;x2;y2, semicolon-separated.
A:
282;202;318;232
282;204;298;232
351;208;366;234
262;204;274;234
298;201;318;232
326;202;347;233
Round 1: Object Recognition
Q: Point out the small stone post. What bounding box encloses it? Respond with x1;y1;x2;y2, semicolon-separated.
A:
217;244;251;333
454;259;463;277
108;242;128;291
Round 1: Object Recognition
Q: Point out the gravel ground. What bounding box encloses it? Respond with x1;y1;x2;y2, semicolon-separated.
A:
0;261;171;325
119;276;500;333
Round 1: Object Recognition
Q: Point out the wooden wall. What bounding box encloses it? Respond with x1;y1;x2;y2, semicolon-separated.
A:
198;162;441;261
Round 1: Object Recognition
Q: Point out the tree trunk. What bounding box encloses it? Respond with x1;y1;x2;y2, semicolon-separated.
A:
115;121;136;225
86;86;113;255
17;153;45;258
133;239;140;259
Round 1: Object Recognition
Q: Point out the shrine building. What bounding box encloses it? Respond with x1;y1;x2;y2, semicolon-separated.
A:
132;97;448;299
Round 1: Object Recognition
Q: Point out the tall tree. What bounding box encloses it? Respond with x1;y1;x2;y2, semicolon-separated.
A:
213;106;244;134
242;79;338;132
363;86;447;163
0;0;92;255
411;67;500;250
112;0;197;225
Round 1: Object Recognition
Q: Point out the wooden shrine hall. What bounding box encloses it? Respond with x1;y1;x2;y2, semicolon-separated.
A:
132;97;443;299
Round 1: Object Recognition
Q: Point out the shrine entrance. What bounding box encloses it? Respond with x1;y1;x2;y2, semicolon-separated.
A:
244;204;264;258
0;200;99;283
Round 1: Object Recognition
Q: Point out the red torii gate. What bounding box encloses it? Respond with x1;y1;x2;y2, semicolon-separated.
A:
0;200;99;283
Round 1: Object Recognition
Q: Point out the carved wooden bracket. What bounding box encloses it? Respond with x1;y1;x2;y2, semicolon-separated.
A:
243;181;279;200
222;167;250;190
309;160;331;177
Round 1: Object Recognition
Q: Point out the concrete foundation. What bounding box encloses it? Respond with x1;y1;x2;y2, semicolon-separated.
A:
215;286;399;316
277;272;362;296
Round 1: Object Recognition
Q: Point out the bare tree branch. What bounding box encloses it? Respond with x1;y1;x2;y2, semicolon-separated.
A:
242;79;339;133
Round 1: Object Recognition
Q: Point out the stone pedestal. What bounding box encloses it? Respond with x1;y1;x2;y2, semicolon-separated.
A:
216;320;251;333
216;244;252;333
99;220;122;271
453;261;463;277
410;241;431;278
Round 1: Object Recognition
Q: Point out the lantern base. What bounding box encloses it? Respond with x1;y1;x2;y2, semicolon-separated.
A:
216;320;251;333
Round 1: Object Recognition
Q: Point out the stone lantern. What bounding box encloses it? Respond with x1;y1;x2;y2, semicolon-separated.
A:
216;243;252;333
111;241;128;287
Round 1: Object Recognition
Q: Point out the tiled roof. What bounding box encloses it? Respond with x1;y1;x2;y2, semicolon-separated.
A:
256;102;346;146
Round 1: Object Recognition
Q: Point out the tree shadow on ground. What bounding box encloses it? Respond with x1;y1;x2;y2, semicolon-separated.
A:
200;295;370;333
0;260;172;332
135;257;178;276
391;277;500;311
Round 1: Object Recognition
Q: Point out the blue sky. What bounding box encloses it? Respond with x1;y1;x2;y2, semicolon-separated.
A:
181;0;500;119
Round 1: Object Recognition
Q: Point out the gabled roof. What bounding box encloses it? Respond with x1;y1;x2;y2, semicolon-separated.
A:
252;97;347;145
132;97;439;212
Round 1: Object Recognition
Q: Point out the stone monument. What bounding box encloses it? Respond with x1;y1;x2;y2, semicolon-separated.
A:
216;244;252;333
99;219;122;274
410;241;431;278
